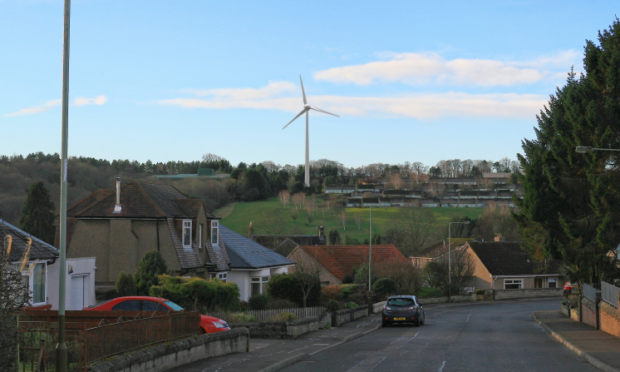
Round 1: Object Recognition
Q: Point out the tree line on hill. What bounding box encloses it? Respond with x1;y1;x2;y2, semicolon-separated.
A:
0;150;518;232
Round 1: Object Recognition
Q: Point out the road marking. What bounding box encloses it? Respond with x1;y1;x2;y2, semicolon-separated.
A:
438;361;446;372
346;359;365;372
369;356;387;371
466;312;475;322
406;329;420;343
287;345;309;354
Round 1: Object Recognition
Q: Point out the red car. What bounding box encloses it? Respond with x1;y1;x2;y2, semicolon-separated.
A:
84;296;230;334
563;282;577;295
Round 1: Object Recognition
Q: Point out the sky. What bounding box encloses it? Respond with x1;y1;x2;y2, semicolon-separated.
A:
1;0;617;169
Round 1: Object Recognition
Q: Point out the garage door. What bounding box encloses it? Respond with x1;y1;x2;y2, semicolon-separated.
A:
69;275;89;310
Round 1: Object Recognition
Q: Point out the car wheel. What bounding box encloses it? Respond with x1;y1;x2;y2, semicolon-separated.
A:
414;318;421;326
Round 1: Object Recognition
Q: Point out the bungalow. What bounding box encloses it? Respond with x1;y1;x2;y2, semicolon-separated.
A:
2;219;96;310
287;245;407;285
219;226;294;301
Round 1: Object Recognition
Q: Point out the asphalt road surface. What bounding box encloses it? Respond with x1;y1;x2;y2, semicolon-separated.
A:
282;298;598;372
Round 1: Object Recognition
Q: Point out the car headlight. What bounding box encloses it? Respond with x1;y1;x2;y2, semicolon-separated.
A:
212;321;228;328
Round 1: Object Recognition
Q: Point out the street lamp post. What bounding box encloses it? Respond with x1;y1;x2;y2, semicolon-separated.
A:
448;221;469;302
575;146;620;153
368;206;372;292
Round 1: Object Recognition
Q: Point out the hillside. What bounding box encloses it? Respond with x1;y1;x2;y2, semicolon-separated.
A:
215;197;484;243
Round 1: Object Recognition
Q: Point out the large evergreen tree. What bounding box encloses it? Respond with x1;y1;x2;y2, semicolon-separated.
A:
135;251;168;295
19;182;55;244
515;19;620;285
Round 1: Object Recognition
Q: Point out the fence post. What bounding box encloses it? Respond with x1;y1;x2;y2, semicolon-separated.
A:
83;322;87;372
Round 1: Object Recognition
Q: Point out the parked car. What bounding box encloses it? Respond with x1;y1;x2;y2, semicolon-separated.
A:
563;282;577;295
382;295;425;327
84;296;230;333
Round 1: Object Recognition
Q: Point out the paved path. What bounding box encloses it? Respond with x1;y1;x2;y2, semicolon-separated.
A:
282;298;597;372
534;310;620;372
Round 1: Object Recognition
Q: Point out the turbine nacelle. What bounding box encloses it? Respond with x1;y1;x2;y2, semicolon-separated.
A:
304;104;311;111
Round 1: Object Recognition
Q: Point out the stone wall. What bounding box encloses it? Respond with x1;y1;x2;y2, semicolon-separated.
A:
352;306;369;320
286;317;319;338
88;328;249;372
333;308;353;327
494;288;563;300
230;321;287;339
600;301;620;338
418;295;474;304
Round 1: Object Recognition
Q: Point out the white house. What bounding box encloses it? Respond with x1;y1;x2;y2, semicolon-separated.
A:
219;225;294;301
1;219;96;310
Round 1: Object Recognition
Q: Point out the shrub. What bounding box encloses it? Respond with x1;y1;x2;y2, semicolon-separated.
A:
339;284;362;300
249;294;270;310
135;251;168;296
267;274;321;307
415;287;443;298
344;302;358;308
116;272;137;296
149;275;240;312
321;285;342;303
228;313;257;323
475;289;485;295
326;300;339;313
267;298;298;309
271;312;297;322
373;278;398;297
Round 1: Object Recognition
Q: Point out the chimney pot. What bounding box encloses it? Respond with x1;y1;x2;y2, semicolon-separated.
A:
113;177;122;213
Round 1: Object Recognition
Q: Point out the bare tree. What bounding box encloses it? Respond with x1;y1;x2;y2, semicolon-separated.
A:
389;173;402;189
424;248;475;298
354;213;362;230
338;210;347;230
279;190;291;208
383;208;436;257
290;209;298;223
291;248;323;308
292;193;304;209
258;210;287;249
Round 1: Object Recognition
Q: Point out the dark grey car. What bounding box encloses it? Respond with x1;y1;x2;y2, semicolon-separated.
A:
381;295;425;327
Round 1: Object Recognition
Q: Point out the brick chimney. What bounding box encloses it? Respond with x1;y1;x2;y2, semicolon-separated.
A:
494;233;504;242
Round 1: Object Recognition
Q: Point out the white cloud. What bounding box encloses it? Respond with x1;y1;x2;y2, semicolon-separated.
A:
5;99;61;117
158;82;546;120
180;81;297;100
314;51;580;87
73;95;108;106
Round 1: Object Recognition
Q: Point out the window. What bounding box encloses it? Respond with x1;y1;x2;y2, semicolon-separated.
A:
251;276;269;297
262;276;269;294
211;220;219;246
112;300;142;311
548;278;557;288
504;279;523;289
198;224;203;249
32;263;46;305
182;220;192;248
143;300;169;312
209;272;227;283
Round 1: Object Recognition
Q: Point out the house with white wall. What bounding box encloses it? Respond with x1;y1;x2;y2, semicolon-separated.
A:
219;225;294;301
2;219;96;310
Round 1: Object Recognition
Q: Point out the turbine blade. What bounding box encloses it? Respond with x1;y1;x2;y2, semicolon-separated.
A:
300;75;307;105
310;106;339;117
282;109;306;129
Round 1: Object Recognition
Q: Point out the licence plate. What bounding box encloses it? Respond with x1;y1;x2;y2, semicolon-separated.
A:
394;317;406;321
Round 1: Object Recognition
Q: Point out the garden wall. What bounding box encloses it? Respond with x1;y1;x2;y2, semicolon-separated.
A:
581;297;597;329
599;301;620;338
87;328;249;372
230;315;329;339
494;288;563;300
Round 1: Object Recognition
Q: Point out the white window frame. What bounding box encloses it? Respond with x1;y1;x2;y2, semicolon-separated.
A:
211;220;219;246
548;278;557;288
182;219;192;249
27;262;47;306
198;224;203;249
504;279;523;289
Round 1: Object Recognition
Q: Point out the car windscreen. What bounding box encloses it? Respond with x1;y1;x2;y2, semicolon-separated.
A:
387;298;415;307
164;301;184;311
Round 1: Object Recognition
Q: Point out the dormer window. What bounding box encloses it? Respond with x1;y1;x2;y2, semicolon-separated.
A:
211;220;219;246
182;220;192;248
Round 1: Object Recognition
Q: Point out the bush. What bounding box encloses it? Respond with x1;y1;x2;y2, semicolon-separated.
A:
267;274;321;307
321;285;342;303
344;302;358;308
228;313;257;323
135;251;168;296
249;294;270;310
475;289;485;295
271;312;297;322
326;300;340;313
415;287;443;298
267;298;298;309
149;275;240;312
373;278;398;297
339;284;362;300
116;272;137;296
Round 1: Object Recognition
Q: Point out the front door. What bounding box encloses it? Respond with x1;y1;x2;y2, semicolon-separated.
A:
534;278;543;288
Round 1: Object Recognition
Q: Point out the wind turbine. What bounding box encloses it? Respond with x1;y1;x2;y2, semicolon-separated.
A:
283;76;339;187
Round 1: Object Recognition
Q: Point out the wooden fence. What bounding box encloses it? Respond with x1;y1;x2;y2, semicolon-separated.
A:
210;306;324;322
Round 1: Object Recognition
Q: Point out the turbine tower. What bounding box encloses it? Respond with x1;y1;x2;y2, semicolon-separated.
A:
283;76;339;187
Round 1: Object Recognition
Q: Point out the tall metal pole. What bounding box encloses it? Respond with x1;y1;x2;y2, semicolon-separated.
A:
368;206;372;292
56;1;71;371
448;223;451;302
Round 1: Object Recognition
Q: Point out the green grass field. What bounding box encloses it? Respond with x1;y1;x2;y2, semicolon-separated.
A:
215;197;484;242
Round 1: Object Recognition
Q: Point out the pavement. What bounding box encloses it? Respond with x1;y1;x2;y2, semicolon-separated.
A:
166;312;382;372
533;311;620;372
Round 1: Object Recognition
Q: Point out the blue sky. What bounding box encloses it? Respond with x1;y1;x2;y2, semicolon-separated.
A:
1;0;617;168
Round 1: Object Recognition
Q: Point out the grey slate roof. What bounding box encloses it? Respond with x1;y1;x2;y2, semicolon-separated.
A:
1;219;58;262
220;226;295;269
467;241;562;276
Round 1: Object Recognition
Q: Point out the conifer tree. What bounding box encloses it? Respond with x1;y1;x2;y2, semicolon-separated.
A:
19;182;55;244
515;19;620;284
135;251;168;295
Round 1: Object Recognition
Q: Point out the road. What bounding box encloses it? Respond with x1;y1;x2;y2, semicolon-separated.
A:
282;298;597;372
